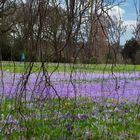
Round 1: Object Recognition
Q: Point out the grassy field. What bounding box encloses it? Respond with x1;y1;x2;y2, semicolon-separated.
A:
1;61;140;73
0;97;140;139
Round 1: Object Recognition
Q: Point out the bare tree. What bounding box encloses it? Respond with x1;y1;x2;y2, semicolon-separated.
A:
1;0;139;139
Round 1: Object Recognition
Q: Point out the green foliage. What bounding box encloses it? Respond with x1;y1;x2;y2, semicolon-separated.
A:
0;33;12;60
122;38;140;64
0;35;25;61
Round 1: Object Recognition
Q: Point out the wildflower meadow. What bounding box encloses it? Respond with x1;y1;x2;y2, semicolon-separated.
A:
0;62;140;139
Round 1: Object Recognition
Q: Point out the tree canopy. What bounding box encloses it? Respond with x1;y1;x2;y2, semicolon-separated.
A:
122;38;140;64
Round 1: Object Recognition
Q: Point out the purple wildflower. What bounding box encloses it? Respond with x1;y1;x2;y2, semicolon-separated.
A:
0;71;140;103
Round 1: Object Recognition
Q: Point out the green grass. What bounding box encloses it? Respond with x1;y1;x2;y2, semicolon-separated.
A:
1;61;140;73
0;97;140;139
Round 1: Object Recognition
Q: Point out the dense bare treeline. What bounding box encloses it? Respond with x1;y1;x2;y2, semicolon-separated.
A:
0;0;133;63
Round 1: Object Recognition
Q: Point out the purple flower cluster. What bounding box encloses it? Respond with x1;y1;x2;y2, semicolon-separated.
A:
0;71;140;103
